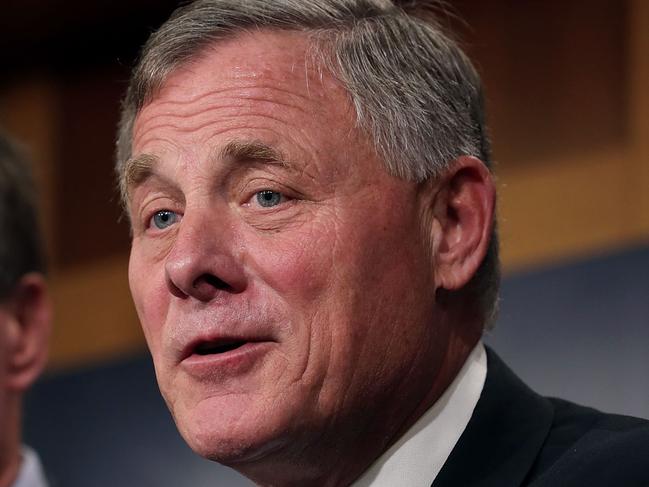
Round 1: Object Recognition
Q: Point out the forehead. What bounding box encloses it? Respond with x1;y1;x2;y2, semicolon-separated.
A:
126;30;382;204
172;31;313;94
167;30;323;94
132;30;354;151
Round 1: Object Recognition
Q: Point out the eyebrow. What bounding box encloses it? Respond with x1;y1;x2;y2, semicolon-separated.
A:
123;139;290;197
218;140;288;166
123;153;159;195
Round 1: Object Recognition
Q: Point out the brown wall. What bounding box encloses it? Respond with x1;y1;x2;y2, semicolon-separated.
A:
1;0;647;369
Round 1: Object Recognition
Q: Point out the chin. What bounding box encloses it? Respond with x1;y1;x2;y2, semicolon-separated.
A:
172;394;292;465
185;429;260;464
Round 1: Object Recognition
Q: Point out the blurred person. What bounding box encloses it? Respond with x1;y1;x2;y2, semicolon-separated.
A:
116;1;649;486
0;132;50;487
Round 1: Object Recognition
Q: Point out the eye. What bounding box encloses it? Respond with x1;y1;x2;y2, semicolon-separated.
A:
150;210;179;230
255;190;284;208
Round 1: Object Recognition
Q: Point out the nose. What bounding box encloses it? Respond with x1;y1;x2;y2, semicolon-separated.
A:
164;210;247;302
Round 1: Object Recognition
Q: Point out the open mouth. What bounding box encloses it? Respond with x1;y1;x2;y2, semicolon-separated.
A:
193;340;248;356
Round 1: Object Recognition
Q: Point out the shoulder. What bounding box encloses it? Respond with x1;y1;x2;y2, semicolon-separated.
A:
527;398;649;486
435;349;649;487
12;446;49;487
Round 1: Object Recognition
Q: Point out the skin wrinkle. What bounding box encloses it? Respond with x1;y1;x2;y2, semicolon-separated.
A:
337;184;435;439
316;210;364;405
136;80;316;112
132;81;321;132
135;92;316;130
237;164;333;233
127;137;319;212
134;112;303;151
320;198;382;458
138;104;305;134
287;304;317;387
131;63;320;132
133;110;327;167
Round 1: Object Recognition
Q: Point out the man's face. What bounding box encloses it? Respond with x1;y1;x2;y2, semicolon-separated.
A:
128;31;446;466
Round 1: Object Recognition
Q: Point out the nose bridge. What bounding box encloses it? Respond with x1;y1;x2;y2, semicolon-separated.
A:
165;205;246;300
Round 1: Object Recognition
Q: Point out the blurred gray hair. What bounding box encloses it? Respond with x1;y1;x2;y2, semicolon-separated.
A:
0;131;46;300
116;0;500;327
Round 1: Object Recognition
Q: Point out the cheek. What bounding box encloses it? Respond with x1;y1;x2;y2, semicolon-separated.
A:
128;245;169;354
245;201;431;337
246;205;428;357
247;220;338;304
242;220;350;380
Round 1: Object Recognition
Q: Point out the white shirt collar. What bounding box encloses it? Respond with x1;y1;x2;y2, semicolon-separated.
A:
12;447;48;487
352;342;487;487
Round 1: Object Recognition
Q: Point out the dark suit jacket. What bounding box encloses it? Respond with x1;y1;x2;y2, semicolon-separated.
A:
433;348;649;487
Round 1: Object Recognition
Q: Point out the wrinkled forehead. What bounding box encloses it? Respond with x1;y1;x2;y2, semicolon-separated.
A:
133;29;343;132
126;29;376;202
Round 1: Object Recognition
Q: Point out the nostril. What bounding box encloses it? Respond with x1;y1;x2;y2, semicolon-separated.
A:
168;280;187;299
168;273;236;301
187;273;234;302
197;273;233;292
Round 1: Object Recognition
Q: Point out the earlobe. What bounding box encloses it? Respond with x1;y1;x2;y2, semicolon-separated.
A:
428;156;496;292
4;273;52;392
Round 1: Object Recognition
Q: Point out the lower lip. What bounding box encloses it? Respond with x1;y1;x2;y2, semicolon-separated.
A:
180;341;274;379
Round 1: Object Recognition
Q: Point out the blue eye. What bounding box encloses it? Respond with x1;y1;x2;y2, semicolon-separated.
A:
151;210;178;229
256;190;283;208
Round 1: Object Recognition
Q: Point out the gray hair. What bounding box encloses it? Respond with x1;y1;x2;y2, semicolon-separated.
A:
116;0;500;327
0;131;46;300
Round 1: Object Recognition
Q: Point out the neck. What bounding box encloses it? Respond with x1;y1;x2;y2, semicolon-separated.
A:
0;396;21;487
0;459;19;487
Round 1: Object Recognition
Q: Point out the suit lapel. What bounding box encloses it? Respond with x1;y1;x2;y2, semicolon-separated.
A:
432;348;554;487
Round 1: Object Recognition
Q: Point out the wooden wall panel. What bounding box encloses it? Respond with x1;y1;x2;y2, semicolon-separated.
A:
498;147;644;271
454;0;629;164
48;255;143;369
0;79;60;264
629;0;649;235
57;69;131;267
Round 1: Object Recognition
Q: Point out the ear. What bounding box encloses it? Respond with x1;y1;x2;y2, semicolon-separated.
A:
2;273;52;392
426;156;496;292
